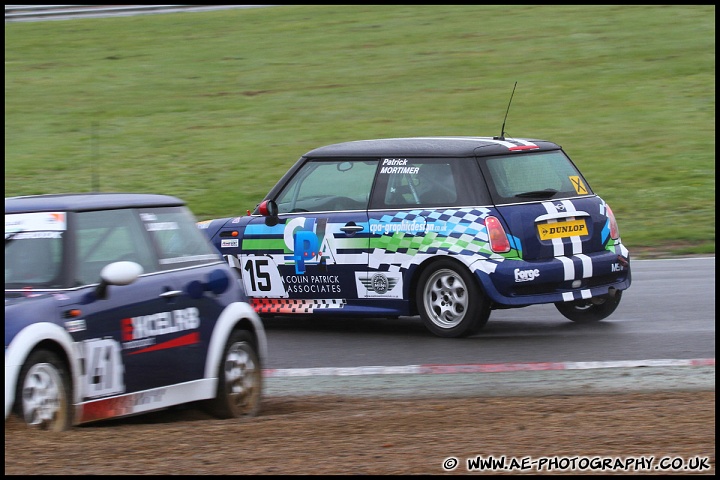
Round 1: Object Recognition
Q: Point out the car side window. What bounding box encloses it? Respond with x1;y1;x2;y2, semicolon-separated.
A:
139;206;222;270
74;209;157;285
275;159;378;213
371;158;487;209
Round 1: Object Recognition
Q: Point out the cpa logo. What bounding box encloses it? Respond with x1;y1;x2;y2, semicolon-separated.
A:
284;217;324;275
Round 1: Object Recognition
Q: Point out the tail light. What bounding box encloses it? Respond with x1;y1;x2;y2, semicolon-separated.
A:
606;204;620;240
486;215;510;253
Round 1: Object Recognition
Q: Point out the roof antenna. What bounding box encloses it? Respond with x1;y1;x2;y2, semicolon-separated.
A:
495;81;517;141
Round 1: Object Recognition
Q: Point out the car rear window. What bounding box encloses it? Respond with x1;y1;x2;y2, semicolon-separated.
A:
480;151;593;203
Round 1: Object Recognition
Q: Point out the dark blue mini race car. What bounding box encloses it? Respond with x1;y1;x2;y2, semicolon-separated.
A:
5;193;266;431
199;136;631;338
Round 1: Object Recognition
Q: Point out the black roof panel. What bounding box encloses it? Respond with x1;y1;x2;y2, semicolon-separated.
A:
303;136;561;158
5;192;185;214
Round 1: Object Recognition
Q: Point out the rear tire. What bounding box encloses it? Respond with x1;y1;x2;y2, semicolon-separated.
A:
207;330;262;418
16;350;72;431
416;260;490;338
555;290;623;323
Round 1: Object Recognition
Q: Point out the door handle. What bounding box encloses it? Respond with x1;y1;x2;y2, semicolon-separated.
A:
340;223;364;233
159;290;183;298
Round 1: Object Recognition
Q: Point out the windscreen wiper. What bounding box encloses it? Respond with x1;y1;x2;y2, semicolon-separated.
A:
514;189;558;199
4;230;24;244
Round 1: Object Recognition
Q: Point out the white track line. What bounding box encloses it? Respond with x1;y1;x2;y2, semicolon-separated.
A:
263;358;715;377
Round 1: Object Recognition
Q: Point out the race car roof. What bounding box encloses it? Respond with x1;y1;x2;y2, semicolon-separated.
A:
5;192;185;214
302;136;561;158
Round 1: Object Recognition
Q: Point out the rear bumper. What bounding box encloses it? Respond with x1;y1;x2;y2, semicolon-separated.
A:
470;249;631;307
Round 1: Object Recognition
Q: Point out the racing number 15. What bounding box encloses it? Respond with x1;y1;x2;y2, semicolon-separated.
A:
244;258;272;292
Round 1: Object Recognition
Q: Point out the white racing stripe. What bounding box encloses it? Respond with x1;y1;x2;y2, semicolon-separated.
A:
374;136;538;150
577;254;593;278
557;256;575;281
263;358;715;377
560;200;583;254
542;200;593;280
541;202;566;257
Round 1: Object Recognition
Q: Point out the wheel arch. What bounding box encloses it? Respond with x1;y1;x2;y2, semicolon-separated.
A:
407;254;483;315
203;302;267;380
5;323;78;420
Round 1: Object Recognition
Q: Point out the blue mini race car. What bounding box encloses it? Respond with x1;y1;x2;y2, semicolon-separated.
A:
199;136;631;338
5;193;266;431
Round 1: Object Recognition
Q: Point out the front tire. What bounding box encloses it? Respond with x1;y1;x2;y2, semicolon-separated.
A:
416;260;490;338
16;350;72;431
555;290;623;323
207;330;262;418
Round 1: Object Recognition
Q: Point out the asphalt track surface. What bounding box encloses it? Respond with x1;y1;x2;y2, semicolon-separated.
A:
262;257;715;398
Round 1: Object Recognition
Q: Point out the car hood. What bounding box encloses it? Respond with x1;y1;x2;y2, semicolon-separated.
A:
5;291;56;306
197;215;254;242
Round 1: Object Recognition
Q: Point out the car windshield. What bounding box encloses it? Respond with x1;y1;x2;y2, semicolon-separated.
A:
483;151;593;203
5;212;65;289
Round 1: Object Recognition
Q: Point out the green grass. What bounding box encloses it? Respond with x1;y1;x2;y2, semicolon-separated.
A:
4;5;715;257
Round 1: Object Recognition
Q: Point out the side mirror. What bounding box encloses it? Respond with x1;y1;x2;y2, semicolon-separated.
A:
257;199;278;217
95;261;143;300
